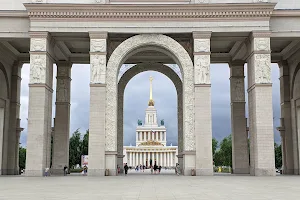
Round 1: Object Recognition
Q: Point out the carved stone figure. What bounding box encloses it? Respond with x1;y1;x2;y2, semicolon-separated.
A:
233;78;244;101
255;54;271;83
30;38;46;52
195;56;210;84
138;120;142;126
30;55;45;83
254;38;270;51
91;39;106;52
57;79;68;102
91;55;106;83
194;39;210;52
161;119;164;126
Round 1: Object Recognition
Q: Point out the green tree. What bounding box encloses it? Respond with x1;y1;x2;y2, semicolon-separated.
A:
69;129;82;168
19;146;26;170
214;135;232;167
82;130;89;156
212;138;218;158
274;143;282;169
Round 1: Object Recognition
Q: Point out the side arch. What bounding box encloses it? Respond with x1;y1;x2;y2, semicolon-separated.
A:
0;63;9;99
291;62;300;99
106;34;194;153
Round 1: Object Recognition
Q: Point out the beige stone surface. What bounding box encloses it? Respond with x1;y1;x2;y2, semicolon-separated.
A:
1;174;300;199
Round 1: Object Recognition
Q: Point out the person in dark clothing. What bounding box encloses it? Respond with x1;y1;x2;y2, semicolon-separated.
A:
159;166;161;173
64;165;68;176
124;163;129;176
154;164;157;174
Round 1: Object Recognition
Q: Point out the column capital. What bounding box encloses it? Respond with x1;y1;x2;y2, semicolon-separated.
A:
192;31;212;39
250;31;271;39
29;31;50;39
56;61;72;67
229;60;245;68
89;32;108;39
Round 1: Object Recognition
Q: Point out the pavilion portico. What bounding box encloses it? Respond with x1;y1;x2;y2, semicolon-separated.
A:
0;1;300;176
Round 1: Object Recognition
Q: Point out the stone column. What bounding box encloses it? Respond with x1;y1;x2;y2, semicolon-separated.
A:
143;152;146;165
193;32;213;176
247;32;275;176
129;152;132;166
148;132;150;141
278;61;294;174
88;32;108;176
159;152;163;166
52;61;71;175
144;132;146;141
7;62;23;175
160;132;162;142
171;152;173;167
147;152;150;167
26;32;54;176
139;152;142;165
229;61;250;174
156;152;158;165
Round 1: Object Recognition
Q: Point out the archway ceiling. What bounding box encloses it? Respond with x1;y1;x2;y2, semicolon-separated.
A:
0;32;300;65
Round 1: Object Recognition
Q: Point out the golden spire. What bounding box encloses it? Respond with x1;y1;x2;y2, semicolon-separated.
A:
148;76;154;106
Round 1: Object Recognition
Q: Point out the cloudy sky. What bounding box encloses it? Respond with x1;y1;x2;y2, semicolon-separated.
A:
19;63;281;147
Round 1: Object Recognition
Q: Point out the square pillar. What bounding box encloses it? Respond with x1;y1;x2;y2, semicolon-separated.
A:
193;32;213;176
52;61;72;175
247;32;275;176
278;61;294;174
7;62;23;175
229;61;250;174
88;32;108;176
26;32;54;176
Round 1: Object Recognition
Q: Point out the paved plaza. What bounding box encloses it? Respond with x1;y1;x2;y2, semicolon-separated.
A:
1;171;300;200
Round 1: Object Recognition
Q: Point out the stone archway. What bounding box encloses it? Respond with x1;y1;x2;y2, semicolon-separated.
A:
117;62;183;172
0;62;9;175
105;34;194;175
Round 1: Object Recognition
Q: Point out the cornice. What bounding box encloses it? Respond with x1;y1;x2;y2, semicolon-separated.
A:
0;10;28;18
24;3;276;21
272;10;300;17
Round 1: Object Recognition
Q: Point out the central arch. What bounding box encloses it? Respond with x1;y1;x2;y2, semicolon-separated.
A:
105;34;195;175
117;62;183;172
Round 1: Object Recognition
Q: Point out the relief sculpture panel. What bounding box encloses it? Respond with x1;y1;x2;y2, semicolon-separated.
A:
90;54;106;84
194;55;210;84
30;55;47;84
254;54;271;84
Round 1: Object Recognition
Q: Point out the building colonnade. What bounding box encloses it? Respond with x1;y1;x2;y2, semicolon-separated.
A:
126;151;176;167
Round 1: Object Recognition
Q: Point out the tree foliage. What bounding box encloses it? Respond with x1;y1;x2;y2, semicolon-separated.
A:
212;138;218;158
214;135;232;167
19;147;26;170
274;143;282;169
69;129;89;168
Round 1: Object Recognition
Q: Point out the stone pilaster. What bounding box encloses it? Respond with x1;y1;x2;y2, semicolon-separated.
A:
278;61;294;174
6;62;23;175
26;32;54;176
52;61;72;175
229;61;250;174
247;31;275;176
88;32;108;176
193;32;213;176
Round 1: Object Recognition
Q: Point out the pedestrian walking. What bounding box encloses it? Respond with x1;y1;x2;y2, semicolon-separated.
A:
64;165;68;176
124;163;129;176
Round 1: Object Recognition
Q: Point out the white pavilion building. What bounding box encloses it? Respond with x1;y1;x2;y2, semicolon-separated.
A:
123;77;178;168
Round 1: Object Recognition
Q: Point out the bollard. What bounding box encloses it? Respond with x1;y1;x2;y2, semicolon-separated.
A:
191;169;196;176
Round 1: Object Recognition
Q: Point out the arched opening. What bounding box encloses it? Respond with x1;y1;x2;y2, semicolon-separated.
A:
118;63;182;174
0;63;9;175
89;34;196;176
